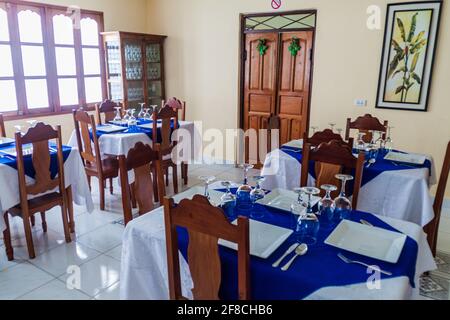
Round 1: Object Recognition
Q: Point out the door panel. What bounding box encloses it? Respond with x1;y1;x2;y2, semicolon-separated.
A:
278;31;313;145
243;32;278;164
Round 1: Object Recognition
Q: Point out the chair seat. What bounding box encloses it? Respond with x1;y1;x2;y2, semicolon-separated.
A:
9;192;63;217
85;157;119;177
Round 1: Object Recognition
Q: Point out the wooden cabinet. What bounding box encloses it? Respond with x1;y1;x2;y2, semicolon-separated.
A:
101;31;166;109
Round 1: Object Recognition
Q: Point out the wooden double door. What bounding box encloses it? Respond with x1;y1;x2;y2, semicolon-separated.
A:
242;31;314;164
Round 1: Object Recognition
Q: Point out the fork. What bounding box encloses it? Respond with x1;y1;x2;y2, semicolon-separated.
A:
337;253;393;276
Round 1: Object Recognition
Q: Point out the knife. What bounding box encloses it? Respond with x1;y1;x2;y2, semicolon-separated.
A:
272;243;299;268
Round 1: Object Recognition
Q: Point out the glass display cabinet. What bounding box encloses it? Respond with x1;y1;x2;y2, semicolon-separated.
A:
101;31;166;109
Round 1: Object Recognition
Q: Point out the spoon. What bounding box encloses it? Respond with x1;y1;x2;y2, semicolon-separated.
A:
272;243;299;268
366;159;376;168
281;243;308;271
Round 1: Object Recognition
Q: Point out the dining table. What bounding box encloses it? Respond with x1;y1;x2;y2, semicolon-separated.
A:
261;140;437;227
119;182;436;300
67;119;202;159
0;143;94;233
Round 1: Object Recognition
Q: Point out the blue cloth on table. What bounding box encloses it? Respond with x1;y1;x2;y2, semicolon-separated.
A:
93;119;178;144
279;146;432;190
0;144;72;179
175;192;418;300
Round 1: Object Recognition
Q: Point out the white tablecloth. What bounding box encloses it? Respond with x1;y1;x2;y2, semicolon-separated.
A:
0;149;94;232
120;187;437;300
261;148;437;227
68;121;202;159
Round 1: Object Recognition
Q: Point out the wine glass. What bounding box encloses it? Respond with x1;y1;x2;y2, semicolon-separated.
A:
113;106;122;123
127;109;138;132
236;164;254;214
292;187;320;245
356;132;366;150
199;176;216;199
329;123;336;131
250;176;266;219
26;120;38;128
143;108;152;121
318;184;338;229
334;174;354;220
337;128;343;137
138;103;146;119
221;181;237;220
385;126;394;153
123;109;130;122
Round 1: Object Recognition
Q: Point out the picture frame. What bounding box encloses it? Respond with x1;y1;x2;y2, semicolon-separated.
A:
376;1;442;112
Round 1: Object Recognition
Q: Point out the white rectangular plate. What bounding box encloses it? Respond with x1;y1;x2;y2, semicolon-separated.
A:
96;124;126;133
219;219;293;259
384;151;426;165
325;220;407;263
256;188;320;213
282;139;303;149
0;138;15;148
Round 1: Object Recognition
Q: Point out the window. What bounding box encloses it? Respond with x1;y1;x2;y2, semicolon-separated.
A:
0;1;105;118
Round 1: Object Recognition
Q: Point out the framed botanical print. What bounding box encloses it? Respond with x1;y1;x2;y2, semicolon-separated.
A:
376;1;442;111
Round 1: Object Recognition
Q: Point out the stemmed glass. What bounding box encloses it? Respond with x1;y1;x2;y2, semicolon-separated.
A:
26;120;37;128
250;176;266;219
385;126;394;152
127;109;138;132
334;174;354;220
113;107;123;123
138;103;146;119
236;164;254;213
318;184;338;229
329;123;336;131
143;108;152;121
356;132;366;150
199;176;216;199
14;125;23;135
337;128;343;137
291;187;320;245
221;181;237;220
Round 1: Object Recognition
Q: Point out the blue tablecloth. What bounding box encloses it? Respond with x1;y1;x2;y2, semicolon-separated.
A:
176;191;418;300
94;119;178;144
0;143;72;179
280;146;432;191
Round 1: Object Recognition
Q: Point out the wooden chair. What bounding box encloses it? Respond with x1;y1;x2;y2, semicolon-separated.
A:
95;99;123;125
164;195;250;300
0;113;6;137
118;142;165;226
345;114;388;143
3;123;71;260
73;109;119;211
304;129;353;150
162;98;186;121
425;141;450;256
152;105;180;199
301;140;365;209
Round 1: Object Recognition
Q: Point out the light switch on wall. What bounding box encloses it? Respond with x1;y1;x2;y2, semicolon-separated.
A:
354;99;367;107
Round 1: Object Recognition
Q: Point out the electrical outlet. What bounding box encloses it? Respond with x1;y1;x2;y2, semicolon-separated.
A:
354;99;367;107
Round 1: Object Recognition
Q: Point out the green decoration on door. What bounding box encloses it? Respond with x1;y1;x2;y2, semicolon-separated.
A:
288;37;301;56
257;38;268;56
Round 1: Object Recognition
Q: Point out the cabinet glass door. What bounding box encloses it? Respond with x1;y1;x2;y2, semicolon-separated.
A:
124;40;144;108
145;43;163;107
106;40;122;101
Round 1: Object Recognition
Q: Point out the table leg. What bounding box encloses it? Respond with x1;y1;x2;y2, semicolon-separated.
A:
66;186;75;233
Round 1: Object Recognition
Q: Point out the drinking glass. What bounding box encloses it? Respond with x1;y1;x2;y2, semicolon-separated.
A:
199;176;216;199
143;108;152;121
356;132;366;150
127;109;138;132
334;174;354;220
26;120;38;128
250;176;266;219
113;107;122;123
291;187;320;245
385;126;394;152
221;181;237;220
318;184;338;229
14;125;23;135
236;164;254;214
329;123;336;131
138;103;146;119
337;128;343;137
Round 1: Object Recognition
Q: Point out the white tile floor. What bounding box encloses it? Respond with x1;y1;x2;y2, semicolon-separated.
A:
0;164;449;300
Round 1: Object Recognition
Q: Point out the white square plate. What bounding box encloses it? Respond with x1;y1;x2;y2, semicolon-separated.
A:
325;220;407;263
282;139;303;149
96;124;126;133
219;219;293;259
384;151;426;165
256;188;320;213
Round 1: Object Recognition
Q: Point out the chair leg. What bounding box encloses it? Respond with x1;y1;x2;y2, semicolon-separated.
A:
99;177;105;211
40;212;47;233
109;178;114;195
172;165;178;194
87;175;92;190
152;165;159;203
30;215;35;227
22;215;36;259
66;186;75;233
3;212;14;261
130;182;137;209
60;204;71;243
